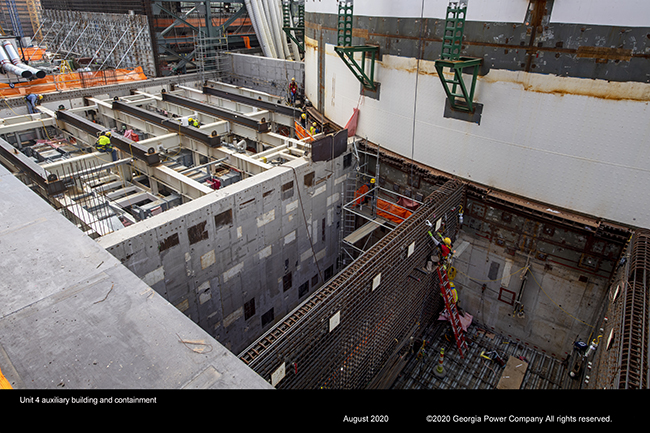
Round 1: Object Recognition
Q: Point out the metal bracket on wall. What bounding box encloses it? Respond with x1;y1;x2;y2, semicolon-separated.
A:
282;0;304;53
435;57;482;113
334;0;379;92
434;1;482;113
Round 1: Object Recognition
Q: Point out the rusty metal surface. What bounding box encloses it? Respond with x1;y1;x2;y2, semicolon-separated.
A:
238;178;464;388
305;3;650;84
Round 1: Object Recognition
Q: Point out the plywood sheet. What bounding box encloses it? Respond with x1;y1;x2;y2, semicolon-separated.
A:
496;355;528;389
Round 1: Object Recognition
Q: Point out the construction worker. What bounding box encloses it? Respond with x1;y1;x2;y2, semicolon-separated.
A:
25;94;43;114
300;112;307;128
289;77;298;105
188;117;199;127
449;282;458;304
428;230;453;264
309;122;320;135
96;131;117;161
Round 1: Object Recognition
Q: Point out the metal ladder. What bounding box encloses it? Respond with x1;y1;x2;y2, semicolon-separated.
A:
434;1;482;113
437;266;469;358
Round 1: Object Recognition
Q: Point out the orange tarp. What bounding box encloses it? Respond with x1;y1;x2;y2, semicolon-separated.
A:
377;199;412;224
353;184;413;224
354;183;370;206
23;47;46;61
0;67;148;98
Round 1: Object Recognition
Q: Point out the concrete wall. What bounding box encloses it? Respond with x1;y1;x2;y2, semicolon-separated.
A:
453;228;609;359
226;52;305;101
98;153;353;354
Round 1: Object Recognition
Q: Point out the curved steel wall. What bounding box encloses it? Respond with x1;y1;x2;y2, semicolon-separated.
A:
304;1;650;229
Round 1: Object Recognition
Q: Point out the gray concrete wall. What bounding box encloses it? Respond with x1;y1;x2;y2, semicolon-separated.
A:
98;153;352;355
225;52;304;102
452;229;609;360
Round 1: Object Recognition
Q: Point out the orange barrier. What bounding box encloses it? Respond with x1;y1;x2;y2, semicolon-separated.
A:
23;47;46;61
0;366;12;389
0;67;148;98
294;120;313;142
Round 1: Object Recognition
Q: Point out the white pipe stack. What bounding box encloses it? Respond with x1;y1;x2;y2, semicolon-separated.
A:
245;0;271;58
2;40;46;79
245;0;294;60
266;0;285;60
0;43;31;78
274;0;292;60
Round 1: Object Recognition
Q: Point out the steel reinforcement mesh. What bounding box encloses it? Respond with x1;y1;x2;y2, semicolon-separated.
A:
619;230;649;389
594;229;650;389
239;179;465;389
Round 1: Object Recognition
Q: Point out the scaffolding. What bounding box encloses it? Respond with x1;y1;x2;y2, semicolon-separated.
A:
37;9;156;77
194;31;229;82
339;137;423;266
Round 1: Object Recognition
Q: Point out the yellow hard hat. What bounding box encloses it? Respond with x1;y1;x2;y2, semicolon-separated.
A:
301;113;306;119
105;131;111;137
188;117;194;122
292;77;295;81
38;95;43;100
370;178;375;184
444;237;451;246
313;122;317;126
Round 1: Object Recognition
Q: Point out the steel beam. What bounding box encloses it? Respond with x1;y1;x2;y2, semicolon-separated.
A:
0;114;56;134
55;110;160;166
0;137;66;195
162;92;270;133
203;86;298;118
111;100;222;147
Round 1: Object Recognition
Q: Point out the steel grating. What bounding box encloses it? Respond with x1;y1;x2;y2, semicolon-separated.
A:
238;178;464;389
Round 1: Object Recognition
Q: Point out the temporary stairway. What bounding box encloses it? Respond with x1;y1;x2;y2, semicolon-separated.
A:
436;266;469;358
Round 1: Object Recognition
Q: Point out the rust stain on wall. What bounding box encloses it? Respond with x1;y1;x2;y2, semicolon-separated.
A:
576;46;633;62
480;70;650;102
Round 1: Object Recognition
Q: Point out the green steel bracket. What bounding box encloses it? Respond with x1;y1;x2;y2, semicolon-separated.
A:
335;46;380;91
282;0;304;53
434;57;481;113
435;2;482;113
334;1;379;91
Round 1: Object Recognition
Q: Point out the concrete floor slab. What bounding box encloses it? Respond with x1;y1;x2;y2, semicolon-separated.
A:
0;165;273;389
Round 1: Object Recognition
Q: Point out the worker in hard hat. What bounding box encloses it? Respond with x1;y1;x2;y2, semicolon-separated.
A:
300;112;307;128
95;131;117;161
188;117;199;127
428;230;454;264
309;122;320;135
25;94;43;114
289;77;298;105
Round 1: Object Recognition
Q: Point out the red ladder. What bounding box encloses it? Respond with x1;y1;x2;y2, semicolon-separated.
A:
437;266;469;358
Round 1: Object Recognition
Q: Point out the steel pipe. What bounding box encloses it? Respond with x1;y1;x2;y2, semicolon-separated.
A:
1;40;46;79
0;44;31;78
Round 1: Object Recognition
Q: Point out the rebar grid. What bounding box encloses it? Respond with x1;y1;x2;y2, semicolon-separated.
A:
239;179;464;389
618;230;650;389
45;156;127;238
